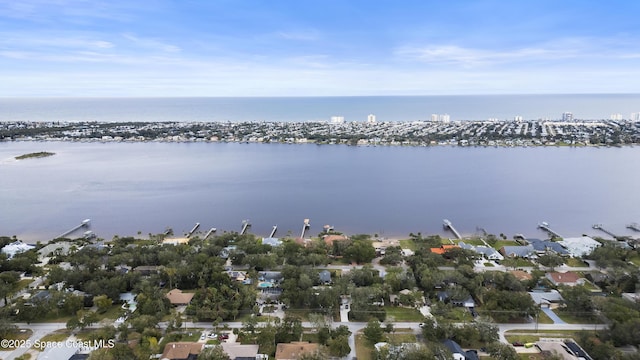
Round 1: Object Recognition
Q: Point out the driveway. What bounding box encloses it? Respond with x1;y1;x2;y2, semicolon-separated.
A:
541;307;566;324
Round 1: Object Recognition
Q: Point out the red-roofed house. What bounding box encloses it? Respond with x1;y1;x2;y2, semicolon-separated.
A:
430;244;459;255
546;271;584;287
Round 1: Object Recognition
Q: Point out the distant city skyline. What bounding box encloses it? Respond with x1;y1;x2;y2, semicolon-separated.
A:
1;1;640;97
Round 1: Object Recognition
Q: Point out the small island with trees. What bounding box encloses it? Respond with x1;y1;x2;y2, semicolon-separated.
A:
15;151;55;160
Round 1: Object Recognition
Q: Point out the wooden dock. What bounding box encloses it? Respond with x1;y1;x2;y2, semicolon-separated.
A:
538;221;563;238
443;219;462;239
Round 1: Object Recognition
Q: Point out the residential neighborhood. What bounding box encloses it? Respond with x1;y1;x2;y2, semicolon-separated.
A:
1;227;640;360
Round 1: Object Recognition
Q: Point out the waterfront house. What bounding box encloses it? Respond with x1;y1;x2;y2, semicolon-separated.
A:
458;242;504;260
558;236;601;257
430;244;459;255
1;240;35;259
526;238;569;256
261;237;282;247
546;271;584;287
499;245;536;259
323;234;349;246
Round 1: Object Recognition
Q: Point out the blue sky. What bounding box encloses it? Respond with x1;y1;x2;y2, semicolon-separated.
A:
1;0;640;96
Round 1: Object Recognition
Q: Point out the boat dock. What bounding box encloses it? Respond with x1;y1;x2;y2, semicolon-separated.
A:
56;219;91;239
203;227;217;240
186;222;200;238
300;219;310;238
443;219;462;239
240;220;251;235
592;224;621;240
627;223;640;232
538;221;563;238
269;225;278;238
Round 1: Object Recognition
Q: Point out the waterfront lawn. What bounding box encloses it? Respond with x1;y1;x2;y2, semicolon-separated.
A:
384;306;423;322
399;239;416;251
491;240;520;249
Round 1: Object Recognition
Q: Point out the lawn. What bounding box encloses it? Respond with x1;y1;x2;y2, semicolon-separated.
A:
565;258;588;267
32;330;71;351
491;240;520;249
11;279;34;294
0;329;33;351
399;239;416;251
555;311;602;324
536;310;554;324
386;333;416;344
384;306;423;322
355;334;373;360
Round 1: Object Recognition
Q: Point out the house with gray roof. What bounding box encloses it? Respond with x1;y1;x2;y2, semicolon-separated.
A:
261;237;282;247
442;339;466;360
459;242;503;260
500;245;536;259
526;238;569;256
318;270;332;284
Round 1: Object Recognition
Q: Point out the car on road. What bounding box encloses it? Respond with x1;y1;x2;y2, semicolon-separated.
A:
512;341;524;347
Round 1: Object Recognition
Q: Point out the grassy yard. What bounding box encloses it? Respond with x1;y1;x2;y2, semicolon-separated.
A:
32;330;71;351
0;329;33;351
355;334;374;360
491;240;520;249
384;306;423;322
11;279;34;294
555;311;601;324
536;310;554;324
565;258;588;267
386;333;417;344
399;239;417;251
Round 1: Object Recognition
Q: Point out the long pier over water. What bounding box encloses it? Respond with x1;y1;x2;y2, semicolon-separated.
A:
443;219;462;239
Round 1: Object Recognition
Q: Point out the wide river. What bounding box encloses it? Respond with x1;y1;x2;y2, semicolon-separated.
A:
1;141;639;243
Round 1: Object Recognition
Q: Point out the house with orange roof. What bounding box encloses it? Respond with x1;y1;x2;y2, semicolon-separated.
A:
165;289;195;306
430;244;459;255
161;342;203;360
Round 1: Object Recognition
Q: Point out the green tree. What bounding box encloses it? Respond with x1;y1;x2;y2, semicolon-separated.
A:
364;319;384;344
327;335;351;357
344;239;376;264
199;346;231;360
0;318;17;338
93;295;113;314
537;253;564;271
485;342;518;360
560;286;594;318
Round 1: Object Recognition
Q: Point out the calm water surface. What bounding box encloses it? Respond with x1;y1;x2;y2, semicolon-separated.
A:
1;142;639;242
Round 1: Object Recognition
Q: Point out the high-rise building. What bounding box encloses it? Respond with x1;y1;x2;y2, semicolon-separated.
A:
610;113;623;121
631;112;640;121
367;114;376;123
330;116;344;124
440;114;451;123
431;114;439;122
562;112;573;121
514;115;523;122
